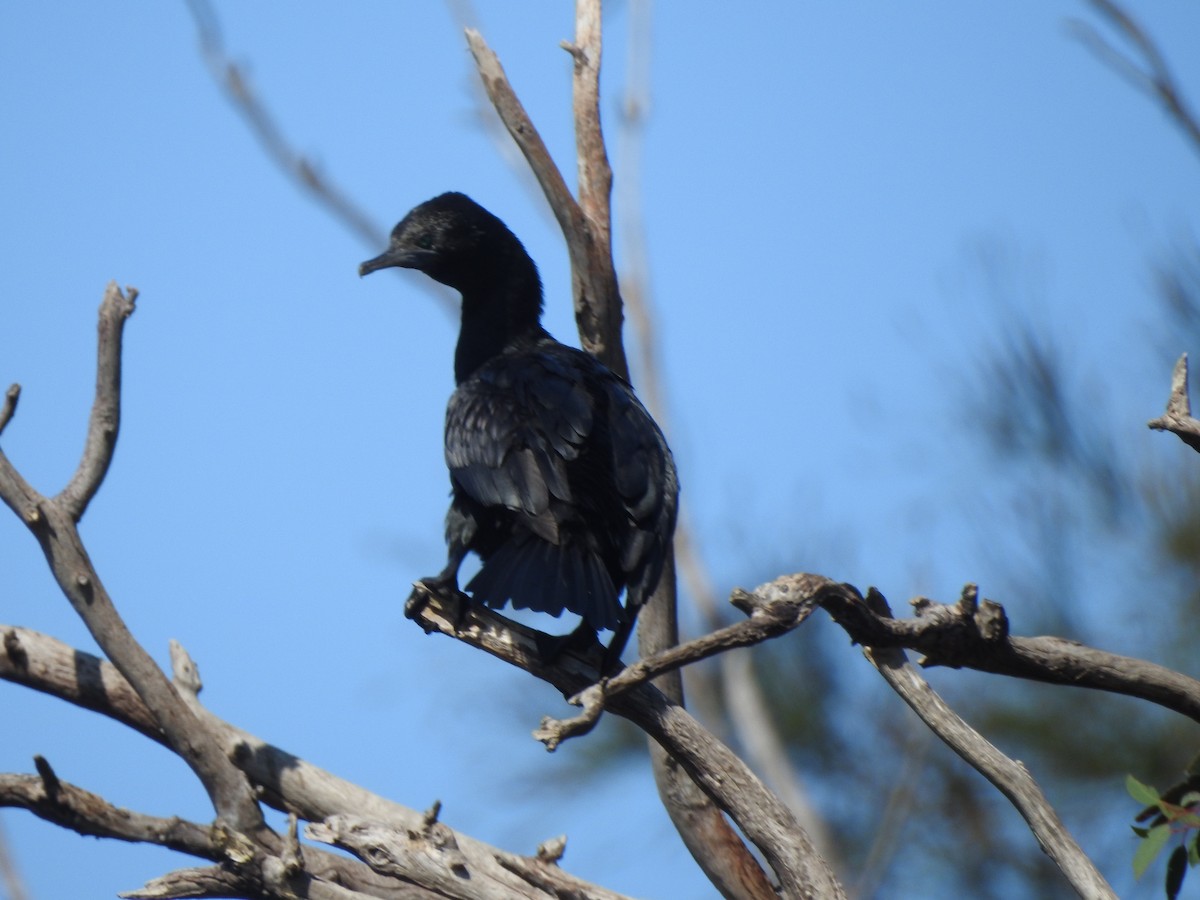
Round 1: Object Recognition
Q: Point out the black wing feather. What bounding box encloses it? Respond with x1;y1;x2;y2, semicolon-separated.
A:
445;339;675;633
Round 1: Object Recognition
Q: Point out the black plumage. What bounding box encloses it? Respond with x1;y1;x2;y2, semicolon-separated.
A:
360;192;677;667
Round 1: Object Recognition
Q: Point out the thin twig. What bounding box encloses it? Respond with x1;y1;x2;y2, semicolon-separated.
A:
183;0;388;251
58;282;136;521
0;771;225;859
1072;0;1200;159
0;385;19;436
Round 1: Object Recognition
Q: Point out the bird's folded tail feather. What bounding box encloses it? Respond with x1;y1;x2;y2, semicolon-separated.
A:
465;536;624;632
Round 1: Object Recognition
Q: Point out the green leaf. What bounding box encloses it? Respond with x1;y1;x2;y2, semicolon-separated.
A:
1129;774;1162;807
1166;845;1187;899
1134;823;1172;879
1189;831;1200;867
1179;791;1200;809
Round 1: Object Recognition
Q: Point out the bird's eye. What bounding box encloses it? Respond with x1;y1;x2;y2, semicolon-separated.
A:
415;233;434;250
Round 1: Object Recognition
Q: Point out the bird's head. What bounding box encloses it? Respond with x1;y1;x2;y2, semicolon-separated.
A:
359;192;506;291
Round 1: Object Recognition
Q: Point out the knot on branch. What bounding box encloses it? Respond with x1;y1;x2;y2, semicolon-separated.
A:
733;572;840;623
211;823;257;865
34;755;61;798
537;834;567;864
817;579;1013;669
907;584;1010;665
3;628;29;670
308;812;469;881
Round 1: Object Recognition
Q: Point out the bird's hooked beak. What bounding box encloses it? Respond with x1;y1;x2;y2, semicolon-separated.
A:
358;245;437;277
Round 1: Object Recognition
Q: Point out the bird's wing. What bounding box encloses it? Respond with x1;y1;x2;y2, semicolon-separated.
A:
603;379;679;582
444;350;594;535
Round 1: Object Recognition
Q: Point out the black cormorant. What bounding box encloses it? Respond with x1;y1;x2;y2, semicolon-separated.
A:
360;192;677;669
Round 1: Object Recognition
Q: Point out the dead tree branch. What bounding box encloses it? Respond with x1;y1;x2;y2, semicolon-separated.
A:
405;580;844;899
815;581;1200;722
0;283;263;833
1148;353;1200;452
462;8;776;897
464;21;625;377
183;0;387;252
407;567;1200;898
0;770;224;861
1;625;640;899
0;385;19;436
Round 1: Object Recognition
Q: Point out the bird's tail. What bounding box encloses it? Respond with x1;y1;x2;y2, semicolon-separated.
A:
465;535;624;632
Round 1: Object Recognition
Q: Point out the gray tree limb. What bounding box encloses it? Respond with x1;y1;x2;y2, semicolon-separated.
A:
0;283;263;833
1148;353;1200;453
0;625;634;900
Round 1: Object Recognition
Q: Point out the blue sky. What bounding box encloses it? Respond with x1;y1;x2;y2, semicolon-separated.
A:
2;2;1199;897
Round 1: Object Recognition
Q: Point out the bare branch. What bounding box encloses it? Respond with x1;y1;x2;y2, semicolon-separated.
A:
537;577;820;744
58;282;137;521
817;582;1200;723
464;28;626;377
864;647;1116;898
1;625;632;899
183;0;387;252
1148;353;1200;452
0;285;263;831
309;813;633;900
404;582;844;898
120;866;259;900
0;771;223;859
1072;0;1200;159
562;0;625;375
610;2;830;879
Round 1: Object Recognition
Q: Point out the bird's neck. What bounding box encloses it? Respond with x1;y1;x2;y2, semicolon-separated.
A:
454;266;544;383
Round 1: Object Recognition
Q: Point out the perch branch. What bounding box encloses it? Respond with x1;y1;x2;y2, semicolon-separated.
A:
538;575;821;742
404;581;844;898
1148;353;1200;452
